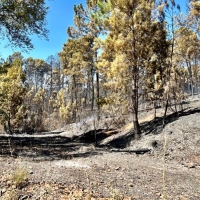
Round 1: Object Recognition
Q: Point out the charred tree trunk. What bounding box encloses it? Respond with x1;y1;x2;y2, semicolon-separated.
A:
187;60;194;97
154;99;157;120
194;56;198;95
131;66;140;138
50;62;53;96
35;70;38;92
8;113;12;134
85;71;90;109
96;71;100;120
91;68;94;111
73;75;77;121
163;10;175;126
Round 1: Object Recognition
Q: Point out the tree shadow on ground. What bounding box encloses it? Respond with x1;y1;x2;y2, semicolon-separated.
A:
140;107;200;136
99;106;200;148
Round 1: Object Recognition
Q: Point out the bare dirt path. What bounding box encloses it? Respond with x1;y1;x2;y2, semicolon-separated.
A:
0;150;199;199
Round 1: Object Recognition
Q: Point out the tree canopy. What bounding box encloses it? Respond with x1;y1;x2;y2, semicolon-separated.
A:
0;0;49;50
0;0;200;136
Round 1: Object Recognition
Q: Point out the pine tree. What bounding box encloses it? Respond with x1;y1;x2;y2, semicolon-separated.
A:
0;59;26;133
99;0;168;137
66;1;106;112
0;0;49;49
175;27;200;96
157;0;182;124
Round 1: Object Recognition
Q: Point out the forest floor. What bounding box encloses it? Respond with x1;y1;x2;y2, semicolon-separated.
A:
0;97;200;199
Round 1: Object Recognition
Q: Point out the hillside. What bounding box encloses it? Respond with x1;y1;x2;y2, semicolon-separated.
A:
0;98;200;199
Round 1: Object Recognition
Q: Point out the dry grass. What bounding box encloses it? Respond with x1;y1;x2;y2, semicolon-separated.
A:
12;168;28;188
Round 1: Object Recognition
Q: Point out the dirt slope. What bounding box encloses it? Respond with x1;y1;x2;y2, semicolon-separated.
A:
0;99;200;199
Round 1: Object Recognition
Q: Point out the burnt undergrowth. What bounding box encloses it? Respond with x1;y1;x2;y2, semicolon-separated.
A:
0;106;199;160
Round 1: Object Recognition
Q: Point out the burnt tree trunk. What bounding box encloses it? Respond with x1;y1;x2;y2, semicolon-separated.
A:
131;66;140;138
96;71;100;120
91;68;94;111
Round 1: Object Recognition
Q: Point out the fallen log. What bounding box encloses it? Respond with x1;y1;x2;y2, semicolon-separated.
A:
110;148;151;154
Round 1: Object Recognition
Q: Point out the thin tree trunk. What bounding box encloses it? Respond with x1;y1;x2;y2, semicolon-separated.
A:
174;72;179;113
187;60;194;97
85;72;90;109
8;113;12;134
154;96;157;119
58;61;61;91
35;71;38;92
50;62;53;96
163;98;169;127
96;72;100;120
91;68;94;111
132;66;140;138
194;56;198;95
163;9;175;126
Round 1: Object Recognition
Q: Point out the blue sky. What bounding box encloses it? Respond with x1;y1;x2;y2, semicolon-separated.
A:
0;0;85;60
0;0;186;61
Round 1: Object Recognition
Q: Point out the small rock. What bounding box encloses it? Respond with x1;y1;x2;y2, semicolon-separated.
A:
184;162;196;168
115;166;120;170
6;181;12;186
129;183;134;187
156;193;162;196
2;188;6;193
29;171;34;174
12;185;16;189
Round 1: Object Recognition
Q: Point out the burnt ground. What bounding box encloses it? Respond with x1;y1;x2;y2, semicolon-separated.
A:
0;99;200;199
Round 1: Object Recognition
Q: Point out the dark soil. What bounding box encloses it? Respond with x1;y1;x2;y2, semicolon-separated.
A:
0;98;200;199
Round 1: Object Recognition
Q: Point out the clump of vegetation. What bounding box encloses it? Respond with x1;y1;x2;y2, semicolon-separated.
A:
108;181;125;200
12;168;28;188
